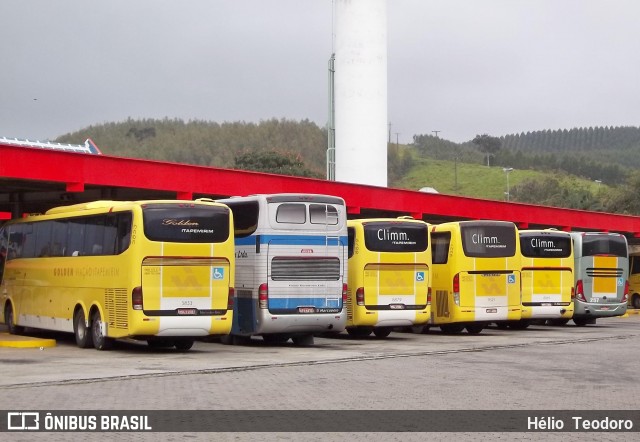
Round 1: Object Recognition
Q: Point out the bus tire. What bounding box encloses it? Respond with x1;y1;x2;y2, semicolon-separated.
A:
174;339;194;351
508;320;531;330
547;318;570;326
147;339;174;348
262;334;289;344
440;324;464;334
573;317;589;327
292;334;314;346
373;328;392;338
91;310;113;350
4;303;25;335
465;324;484;334
73;309;93;348
632;294;640;309
219;334;234;345
346;327;372;338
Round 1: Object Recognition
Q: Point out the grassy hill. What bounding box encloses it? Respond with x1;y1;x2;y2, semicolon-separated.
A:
393;157;604;201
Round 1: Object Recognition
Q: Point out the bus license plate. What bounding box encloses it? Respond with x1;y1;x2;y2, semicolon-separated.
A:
486;308;498;313
600;306;610;310
298;307;315;314
177;308;197;315
390;304;406;310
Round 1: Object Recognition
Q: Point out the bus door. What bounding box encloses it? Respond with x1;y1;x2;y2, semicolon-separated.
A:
267;237;343;314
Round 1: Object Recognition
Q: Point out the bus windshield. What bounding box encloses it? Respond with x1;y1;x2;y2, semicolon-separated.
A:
520;233;572;258
461;223;516;258
363;222;428;252
581;235;628;258
143;204;230;243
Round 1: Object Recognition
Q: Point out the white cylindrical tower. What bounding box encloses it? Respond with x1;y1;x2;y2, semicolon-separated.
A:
334;0;388;187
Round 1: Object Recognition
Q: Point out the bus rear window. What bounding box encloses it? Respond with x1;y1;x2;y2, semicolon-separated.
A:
363;222;428;253
275;204;306;224
310;204;339;225
461;223;516;258
520;234;572;258
143;205;230;243
582;235;628;257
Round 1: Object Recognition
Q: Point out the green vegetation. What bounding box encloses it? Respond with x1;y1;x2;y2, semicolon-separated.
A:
54;119;640;214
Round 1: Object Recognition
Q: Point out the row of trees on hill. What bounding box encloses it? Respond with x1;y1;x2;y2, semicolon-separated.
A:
57;118;328;176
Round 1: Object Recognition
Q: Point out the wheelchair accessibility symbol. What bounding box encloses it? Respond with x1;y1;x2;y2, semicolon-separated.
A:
618;277;624;287
507;274;516;284
416;271;425;282
212;267;225;280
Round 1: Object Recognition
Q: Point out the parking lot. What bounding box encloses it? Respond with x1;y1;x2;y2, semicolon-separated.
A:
1;315;639;440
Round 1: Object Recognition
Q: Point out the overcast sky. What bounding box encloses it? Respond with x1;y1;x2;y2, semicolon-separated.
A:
1;0;639;144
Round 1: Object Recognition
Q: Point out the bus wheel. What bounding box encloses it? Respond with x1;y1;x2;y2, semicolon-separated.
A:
508;320;531;330
73;309;93;348
346;327;372;338
632;294;640;309
547;318;569;326
91;310;113;350
4;303;25;335
174;339;194;351
373;328;392;338
573;317;589;327
465;324;484;334
440;324;464;334
292;334;314;346
147;339;174;348
262;334;289;344
219;334;234;345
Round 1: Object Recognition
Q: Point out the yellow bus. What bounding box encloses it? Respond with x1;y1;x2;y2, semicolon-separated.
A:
430;220;521;334
517;229;574;328
346;218;431;338
0;200;235;351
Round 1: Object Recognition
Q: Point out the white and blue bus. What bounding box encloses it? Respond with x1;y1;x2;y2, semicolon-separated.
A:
214;194;348;345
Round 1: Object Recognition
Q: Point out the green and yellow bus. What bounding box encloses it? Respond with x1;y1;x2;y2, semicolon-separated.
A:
346;218;431;338
517;229;574;328
430;220;521;334
0;200;235;350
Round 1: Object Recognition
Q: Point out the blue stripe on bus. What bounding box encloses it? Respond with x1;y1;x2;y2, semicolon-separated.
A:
235;235;348;246
268;297;343;309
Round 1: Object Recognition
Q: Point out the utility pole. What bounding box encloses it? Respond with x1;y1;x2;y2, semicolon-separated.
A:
432;130;441;138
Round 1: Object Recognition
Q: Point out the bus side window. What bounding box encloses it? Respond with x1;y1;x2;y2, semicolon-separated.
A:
432;232;451;264
631;256;640;276
35;221;53;257
117;213;133;254
0;227;7;284
67;218;85;256
347;227;355;258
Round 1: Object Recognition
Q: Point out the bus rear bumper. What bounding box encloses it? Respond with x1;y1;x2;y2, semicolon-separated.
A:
574;301;627;318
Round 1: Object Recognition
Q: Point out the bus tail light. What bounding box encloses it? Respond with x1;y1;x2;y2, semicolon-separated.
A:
258;283;268;309
228;287;235;310
575;280;586;302
356;287;365;306
453;273;460;306
342;283;348;303
622;280;629;303
132;286;144;310
427;287;432;305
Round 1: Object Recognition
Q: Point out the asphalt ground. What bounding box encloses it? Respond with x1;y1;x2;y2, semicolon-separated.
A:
1;313;639;441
